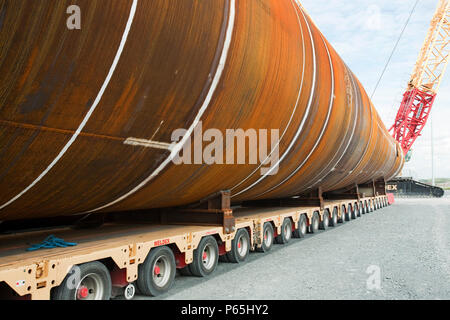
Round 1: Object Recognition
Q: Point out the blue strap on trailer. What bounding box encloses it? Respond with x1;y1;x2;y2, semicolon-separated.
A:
27;235;77;251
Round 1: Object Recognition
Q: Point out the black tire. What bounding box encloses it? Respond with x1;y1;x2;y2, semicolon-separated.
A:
179;266;192;276
257;222;275;252
319;210;330;230
350;204;357;219
365;201;369;214
346;205;353;220
339;206;346;223
293;215;307;238
137;246;176;296
189;236;219;277
329;208;338;227
226;228;250;263
275;218;293;244
360;201;365;215
345;205;352;221
219;254;230;263
52;261;112;300
355;203;361;218
308;212;320;233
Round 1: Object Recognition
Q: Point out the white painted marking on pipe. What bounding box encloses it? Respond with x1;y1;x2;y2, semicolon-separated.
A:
230;0;306;192
306;71;363;192
124;138;174;151
0;0;139;211
251;28;336;198
303;68;363;190
86;0;236;213
303;68;362;191
231;4;317;198
149;120;165;141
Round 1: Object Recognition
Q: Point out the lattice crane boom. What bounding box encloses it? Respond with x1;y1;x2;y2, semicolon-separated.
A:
390;0;450;158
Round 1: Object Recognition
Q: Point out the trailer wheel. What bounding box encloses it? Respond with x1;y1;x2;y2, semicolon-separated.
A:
360;201;365;215
227;228;250;263
308;212;320;233
293;215;307;238
189;236;219;277
339;206;346;223
137;246;176;297
52;261;112;300
348;205;355;220
355;203;361;217
257;222;275;252
329;208;338;227
123;283;136;300
275;218;293;244
365;201;369;213
319;210;330;230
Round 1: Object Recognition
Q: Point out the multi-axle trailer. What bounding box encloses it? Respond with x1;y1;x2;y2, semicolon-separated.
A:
0;195;389;300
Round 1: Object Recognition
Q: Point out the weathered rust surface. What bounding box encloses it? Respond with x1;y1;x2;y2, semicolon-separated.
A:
0;0;404;221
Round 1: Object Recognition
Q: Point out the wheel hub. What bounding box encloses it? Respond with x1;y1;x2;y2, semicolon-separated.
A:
154;265;161;275
77;286;89;299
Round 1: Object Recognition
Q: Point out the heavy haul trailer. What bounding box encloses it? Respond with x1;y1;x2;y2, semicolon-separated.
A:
0;195;389;300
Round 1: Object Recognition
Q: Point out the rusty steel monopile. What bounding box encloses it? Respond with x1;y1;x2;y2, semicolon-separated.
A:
0;0;404;221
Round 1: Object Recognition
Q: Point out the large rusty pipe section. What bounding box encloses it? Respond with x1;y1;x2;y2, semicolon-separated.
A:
0;0;404;221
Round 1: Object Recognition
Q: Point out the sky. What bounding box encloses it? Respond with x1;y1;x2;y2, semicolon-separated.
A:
300;0;450;180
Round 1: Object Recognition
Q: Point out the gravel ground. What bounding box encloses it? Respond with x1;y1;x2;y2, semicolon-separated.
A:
130;195;450;300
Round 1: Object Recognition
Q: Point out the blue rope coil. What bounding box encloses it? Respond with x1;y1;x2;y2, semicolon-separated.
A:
27;235;77;251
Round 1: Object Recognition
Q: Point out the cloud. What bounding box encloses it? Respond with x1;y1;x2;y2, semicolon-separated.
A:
300;0;450;179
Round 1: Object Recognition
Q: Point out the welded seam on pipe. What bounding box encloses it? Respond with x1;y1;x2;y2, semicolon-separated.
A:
302;60;364;191
251;28;336;199
230;0;306;192
328;72;372;188
322;72;369;191
0;0;139;211
231;4;317;198
86;0;236;214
